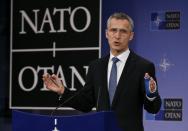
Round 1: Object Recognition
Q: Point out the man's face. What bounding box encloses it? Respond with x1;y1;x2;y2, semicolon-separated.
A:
106;18;134;56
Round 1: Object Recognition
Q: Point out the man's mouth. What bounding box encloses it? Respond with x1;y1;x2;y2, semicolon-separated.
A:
114;41;120;45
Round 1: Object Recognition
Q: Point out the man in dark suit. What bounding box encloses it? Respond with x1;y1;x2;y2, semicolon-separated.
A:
43;12;161;131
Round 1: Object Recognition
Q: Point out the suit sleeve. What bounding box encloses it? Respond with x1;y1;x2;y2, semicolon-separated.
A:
143;63;161;114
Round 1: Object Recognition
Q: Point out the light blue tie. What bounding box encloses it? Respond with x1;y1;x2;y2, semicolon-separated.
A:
109;57;119;105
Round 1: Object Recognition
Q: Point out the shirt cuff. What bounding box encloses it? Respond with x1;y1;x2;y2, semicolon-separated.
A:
146;95;156;101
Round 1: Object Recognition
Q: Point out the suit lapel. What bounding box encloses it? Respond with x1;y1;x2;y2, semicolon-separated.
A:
111;51;137;108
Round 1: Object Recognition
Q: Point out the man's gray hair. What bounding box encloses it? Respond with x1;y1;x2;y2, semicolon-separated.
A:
107;12;134;31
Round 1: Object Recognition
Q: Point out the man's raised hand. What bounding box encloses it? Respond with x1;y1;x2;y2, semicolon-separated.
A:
42;73;65;94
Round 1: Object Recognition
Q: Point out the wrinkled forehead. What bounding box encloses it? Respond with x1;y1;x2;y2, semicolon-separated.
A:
107;18;132;30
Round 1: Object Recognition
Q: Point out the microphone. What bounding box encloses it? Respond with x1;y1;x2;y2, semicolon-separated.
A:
50;86;103;116
50;85;88;117
48;75;102;116
44;74;88;117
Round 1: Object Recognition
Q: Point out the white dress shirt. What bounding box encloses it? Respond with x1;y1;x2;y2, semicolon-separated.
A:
107;49;130;89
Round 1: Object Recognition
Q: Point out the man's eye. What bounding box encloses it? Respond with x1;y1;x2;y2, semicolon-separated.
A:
120;29;128;33
110;29;117;32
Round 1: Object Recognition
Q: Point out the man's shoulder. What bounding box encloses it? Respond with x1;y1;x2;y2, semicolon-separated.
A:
130;51;154;65
88;55;109;71
90;55;109;64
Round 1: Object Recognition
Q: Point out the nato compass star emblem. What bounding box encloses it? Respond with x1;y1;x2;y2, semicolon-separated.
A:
159;55;174;72
151;12;165;30
154;16;162;26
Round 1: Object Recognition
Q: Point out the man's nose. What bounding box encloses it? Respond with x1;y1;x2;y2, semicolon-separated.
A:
114;31;121;38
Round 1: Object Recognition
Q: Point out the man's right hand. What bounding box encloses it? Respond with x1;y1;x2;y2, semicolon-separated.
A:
42;73;65;95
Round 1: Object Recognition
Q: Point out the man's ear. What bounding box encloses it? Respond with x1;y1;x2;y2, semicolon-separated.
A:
129;32;134;41
105;29;108;39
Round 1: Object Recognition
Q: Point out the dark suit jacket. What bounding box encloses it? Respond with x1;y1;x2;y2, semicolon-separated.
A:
62;50;161;131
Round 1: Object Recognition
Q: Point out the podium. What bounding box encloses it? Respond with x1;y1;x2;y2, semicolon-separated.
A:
12;110;122;131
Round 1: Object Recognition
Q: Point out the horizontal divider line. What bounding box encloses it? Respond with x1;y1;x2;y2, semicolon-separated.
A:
12;47;100;52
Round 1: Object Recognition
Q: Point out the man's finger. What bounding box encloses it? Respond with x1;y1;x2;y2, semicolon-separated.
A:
144;73;150;79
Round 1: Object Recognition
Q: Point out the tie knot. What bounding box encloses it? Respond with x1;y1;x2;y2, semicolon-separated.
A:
112;57;119;64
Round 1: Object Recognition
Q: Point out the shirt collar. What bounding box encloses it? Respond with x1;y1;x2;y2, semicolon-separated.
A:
110;49;130;63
